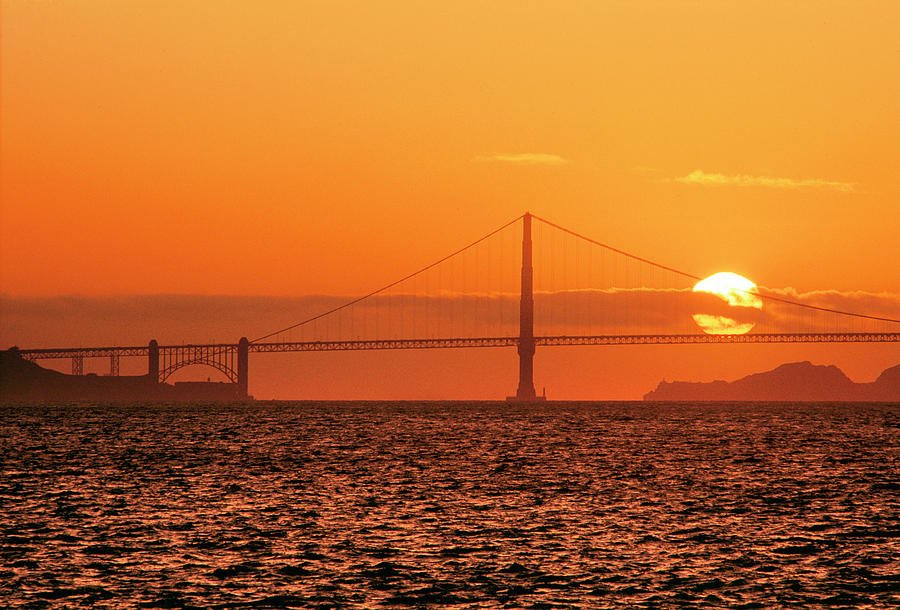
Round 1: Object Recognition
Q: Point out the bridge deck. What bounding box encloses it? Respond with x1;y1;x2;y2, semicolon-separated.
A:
16;332;900;360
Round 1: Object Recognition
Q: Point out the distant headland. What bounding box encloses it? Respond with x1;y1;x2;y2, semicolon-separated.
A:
644;361;900;402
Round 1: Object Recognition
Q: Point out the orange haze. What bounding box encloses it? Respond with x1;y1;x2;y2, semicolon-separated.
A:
1;2;898;398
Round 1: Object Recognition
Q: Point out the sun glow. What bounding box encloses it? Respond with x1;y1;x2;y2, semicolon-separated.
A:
692;272;763;335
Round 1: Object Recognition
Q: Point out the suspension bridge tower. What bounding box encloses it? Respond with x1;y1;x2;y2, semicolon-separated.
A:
508;212;545;402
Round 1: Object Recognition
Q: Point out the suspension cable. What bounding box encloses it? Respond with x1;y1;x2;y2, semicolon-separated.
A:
250;213;524;343
532;214;702;280
531;213;900;325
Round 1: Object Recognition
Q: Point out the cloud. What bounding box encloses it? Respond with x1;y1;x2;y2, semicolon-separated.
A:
4;289;897;352
473;153;568;166
674;169;855;192
757;287;900;325
632;165;664;174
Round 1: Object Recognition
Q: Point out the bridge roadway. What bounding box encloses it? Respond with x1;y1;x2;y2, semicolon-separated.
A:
18;332;900;361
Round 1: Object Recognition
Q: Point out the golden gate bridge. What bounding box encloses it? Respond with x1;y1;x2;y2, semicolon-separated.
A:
17;213;900;400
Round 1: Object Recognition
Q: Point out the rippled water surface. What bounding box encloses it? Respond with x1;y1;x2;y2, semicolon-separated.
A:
2;402;899;608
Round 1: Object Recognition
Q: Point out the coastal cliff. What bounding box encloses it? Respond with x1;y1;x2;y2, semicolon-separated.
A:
644;361;900;402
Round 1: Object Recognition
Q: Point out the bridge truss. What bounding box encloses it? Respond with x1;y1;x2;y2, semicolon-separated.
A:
19;331;900;363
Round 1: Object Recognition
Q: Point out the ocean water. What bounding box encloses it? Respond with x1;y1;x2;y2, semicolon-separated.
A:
1;402;899;608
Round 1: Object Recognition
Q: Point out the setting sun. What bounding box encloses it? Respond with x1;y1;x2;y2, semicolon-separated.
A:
692;272;763;335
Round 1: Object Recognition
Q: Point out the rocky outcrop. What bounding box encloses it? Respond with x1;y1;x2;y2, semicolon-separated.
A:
644;361;900;402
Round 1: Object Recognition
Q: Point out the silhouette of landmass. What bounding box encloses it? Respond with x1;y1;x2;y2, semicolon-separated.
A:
644;361;900;402
0;348;247;403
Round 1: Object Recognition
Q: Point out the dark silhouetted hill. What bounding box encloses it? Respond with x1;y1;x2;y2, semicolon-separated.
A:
644;361;900;402
0;348;244;403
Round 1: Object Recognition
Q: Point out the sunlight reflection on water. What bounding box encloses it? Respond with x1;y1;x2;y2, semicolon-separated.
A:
1;402;899;607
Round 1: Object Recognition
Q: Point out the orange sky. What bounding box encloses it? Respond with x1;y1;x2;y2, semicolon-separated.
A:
1;2;898;398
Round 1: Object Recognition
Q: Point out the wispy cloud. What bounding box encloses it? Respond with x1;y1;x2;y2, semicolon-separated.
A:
675;169;855;192
473;153;568;166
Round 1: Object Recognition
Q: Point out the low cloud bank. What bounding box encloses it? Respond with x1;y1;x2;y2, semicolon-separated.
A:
3;289;898;350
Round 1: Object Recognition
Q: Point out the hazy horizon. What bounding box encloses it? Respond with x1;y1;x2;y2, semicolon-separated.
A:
4;290;898;401
2;1;898;399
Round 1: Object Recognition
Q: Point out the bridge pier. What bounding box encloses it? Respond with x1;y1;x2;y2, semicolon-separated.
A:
238;337;249;398
148;339;159;382
509;212;544;402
